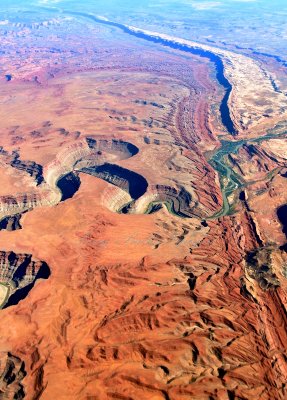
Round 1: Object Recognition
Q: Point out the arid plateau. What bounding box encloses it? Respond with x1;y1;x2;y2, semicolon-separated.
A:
1;2;287;399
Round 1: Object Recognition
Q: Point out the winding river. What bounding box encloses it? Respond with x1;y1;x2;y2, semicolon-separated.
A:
64;11;236;136
207;130;287;218
66;12;286;218
7;8;287;221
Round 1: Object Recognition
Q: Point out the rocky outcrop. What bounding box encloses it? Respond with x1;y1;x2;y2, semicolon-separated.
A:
245;247;280;290
0;138;139;227
102;185;133;212
81;163;148;200
0;137;208;224
0;147;43;185
11;158;43;186
44;138;139;189
86;137;139;159
0;353;26;399
0;251;50;309
0;214;22;231
128;184;197;217
228;143;282;181
44;140;94;188
0;189;61;222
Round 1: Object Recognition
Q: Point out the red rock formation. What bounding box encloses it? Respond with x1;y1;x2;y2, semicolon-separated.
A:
0;352;26;399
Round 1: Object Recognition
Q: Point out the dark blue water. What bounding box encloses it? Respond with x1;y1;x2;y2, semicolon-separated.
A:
81;163;148;199
57;172;81;201
66;11;236;135
3;261;50;309
278;203;287;252
0;214;22;231
277;204;287;236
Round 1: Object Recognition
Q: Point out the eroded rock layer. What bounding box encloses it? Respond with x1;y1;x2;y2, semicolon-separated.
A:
0;352;26;400
0;136;209;226
0;12;286;399
0;251;50;309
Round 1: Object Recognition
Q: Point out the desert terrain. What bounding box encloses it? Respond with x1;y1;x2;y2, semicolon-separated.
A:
0;3;287;400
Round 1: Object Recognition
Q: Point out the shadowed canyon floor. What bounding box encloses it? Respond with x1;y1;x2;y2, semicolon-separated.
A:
1;6;287;400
